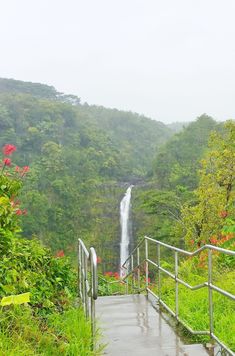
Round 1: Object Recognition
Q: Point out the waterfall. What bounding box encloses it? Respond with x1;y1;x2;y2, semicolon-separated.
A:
120;185;133;276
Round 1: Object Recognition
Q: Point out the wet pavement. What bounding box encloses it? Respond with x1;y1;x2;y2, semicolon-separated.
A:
96;294;210;356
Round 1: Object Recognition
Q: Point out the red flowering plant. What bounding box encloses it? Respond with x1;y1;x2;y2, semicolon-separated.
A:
0;144;29;242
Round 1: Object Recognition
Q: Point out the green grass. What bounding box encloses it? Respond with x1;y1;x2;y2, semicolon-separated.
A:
149;269;235;352
0;305;102;355
98;274;127;295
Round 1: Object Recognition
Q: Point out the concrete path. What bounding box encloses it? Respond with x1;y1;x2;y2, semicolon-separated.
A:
96;294;209;356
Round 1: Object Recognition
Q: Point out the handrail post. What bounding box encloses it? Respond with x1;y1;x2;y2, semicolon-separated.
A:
145;238;149;291
78;242;82;299
84;255;89;318
175;251;179;321
81;250;85;307
157;243;161;300
137;247;140;292
78;239;98;351
208;249;214;339
126;277;129;294
90;247;98;349
131;254;134;291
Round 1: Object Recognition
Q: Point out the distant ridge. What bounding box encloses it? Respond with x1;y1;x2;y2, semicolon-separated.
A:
0;77;80;105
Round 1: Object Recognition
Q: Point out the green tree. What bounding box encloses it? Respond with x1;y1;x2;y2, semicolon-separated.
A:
153;114;219;190
179;121;235;247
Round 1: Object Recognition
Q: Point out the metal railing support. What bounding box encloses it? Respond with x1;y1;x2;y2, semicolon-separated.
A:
208;249;214;338
137;247;140;292
157;243;161;300
121;236;235;356
145;239;149;289
175;251;179;321
131;254;134;290
78;239;98;350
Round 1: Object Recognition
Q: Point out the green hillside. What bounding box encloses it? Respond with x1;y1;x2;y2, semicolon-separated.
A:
0;78;172;261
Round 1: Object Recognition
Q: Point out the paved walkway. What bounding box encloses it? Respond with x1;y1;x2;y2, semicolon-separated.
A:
96;294;210;356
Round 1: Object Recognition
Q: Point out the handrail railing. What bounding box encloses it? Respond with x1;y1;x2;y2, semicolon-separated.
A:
122;236;235;356
78;238;98;348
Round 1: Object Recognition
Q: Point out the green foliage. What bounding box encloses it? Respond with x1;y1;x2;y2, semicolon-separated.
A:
0;235;76;312
0;306;101;355
0;145;76;312
0;78;172;257
0;141;97;354
153;114;219;190
179;121;235;247
0;77;81;104
132;186;194;246
98;274;126;296
150;263;235;351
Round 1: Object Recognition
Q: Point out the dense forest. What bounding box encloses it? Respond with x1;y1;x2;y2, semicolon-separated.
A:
0;78;173;265
0;78;234;353
0;78;233;263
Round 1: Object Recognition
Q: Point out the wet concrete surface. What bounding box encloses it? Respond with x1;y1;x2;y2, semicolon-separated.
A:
96;294;210;356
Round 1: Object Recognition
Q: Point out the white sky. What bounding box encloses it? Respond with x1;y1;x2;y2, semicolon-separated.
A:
0;0;235;123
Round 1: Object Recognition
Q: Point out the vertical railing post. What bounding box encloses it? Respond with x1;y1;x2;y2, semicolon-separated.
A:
137;247;140;292
78;241;98;351
81;250;85;307
126;277;129;294
208;249;214;338
157;243;161;300
90;247;97;351
175;251;179;321
84;255;89;318
131;254;134;291
78;241;81;298
145;238;149;291
91;296;95;348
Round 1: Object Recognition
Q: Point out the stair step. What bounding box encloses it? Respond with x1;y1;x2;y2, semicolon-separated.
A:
96;294;209;355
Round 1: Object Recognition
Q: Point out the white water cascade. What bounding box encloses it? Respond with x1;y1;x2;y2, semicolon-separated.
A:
120;185;133;276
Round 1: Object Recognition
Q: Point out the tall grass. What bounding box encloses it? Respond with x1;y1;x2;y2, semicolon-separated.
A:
150;266;235;352
0;305;102;355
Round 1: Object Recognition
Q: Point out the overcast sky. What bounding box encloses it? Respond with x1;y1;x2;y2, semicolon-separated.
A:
1;0;235;123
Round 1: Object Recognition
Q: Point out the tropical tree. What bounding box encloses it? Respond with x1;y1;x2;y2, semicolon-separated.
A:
179;121;235;248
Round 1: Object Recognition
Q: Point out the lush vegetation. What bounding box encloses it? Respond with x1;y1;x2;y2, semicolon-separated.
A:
131;120;235;351
0;144;100;354
0;78;172;263
0;306;99;355
132;116;228;245
96;118;235;351
0;77;234;353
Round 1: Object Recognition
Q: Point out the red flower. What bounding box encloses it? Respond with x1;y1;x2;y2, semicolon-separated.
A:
21;166;30;177
2;144;16;156
219;211;228;218
3;158;11;166
23;166;29;173
56;250;65;258
210;236;218;245
144;277;151;283
15;166;21;173
113;272;119;280
97;256;102;263
15;209;23;215
104;271;113;277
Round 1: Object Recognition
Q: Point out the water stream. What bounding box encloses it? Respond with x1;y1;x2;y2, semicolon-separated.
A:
120;185;133;276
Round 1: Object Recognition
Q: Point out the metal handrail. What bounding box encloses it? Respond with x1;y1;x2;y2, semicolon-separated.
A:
78;239;98;348
122;236;235;356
